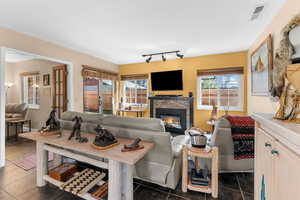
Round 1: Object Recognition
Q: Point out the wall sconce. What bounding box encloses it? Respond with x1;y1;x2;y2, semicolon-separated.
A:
5;82;14;89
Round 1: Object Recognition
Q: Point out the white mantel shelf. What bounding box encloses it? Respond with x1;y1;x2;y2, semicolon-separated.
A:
251;113;300;155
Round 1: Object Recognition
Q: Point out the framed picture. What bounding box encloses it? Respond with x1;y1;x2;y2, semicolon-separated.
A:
251;35;273;96
43;74;50;86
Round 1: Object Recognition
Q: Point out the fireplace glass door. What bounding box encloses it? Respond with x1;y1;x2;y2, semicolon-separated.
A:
160;115;182;129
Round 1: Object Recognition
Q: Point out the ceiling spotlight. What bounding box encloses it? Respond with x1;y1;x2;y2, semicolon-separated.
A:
176;52;184;59
146;56;152;63
162;54;166;62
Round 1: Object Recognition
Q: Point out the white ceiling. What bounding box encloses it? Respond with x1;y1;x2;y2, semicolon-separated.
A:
0;0;286;64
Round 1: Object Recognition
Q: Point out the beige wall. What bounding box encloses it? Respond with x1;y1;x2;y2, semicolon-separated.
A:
5;59;62;129
0;26;119;112
248;0;300;114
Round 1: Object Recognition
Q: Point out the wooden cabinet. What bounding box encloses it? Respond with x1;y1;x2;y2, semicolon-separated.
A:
253;114;300;200
254;127;275;200
272;141;300;200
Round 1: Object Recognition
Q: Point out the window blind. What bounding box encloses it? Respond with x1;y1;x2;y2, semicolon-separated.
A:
120;74;149;81
82;65;118;80
197;67;244;76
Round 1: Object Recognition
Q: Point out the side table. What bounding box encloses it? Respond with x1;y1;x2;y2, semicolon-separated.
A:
182;146;219;198
6;119;32;141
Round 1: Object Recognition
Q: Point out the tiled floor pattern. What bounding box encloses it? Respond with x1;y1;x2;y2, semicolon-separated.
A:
0;138;254;200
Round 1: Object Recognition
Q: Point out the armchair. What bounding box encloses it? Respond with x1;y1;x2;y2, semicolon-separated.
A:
209;117;254;172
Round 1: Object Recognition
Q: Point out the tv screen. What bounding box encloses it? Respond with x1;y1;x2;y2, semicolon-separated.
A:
151;70;183;91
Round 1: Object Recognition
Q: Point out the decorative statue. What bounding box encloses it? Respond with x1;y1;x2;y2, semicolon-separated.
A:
39;110;61;135
210;101;218;120
272;13;300;123
92;125;118;149
68;116;88;143
122;138;144;152
271;13;300;98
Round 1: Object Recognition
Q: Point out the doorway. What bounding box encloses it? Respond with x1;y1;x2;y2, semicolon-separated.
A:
0;47;73;168
83;77;114;114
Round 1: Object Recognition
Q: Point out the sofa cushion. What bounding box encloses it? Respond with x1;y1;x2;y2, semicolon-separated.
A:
6;103;27;114
61;111;104;124
102;116;165;132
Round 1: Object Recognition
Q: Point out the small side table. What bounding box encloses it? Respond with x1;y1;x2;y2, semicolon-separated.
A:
117;109;145;117
6;119;31;141
182;146;219;198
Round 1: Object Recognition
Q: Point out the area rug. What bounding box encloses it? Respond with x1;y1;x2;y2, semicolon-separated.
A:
12;152;54;171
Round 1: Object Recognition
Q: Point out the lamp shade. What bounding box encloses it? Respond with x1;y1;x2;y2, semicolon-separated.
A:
289;26;300;59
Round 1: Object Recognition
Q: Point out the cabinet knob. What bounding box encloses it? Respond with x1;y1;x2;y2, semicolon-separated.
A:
264;143;272;147
271;149;279;156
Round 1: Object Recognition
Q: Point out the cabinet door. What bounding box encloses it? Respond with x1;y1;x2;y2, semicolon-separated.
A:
273;142;300;200
255;128;274;200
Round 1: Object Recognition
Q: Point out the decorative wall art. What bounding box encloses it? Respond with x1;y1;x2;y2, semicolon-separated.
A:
43;74;50;86
251;35;273;96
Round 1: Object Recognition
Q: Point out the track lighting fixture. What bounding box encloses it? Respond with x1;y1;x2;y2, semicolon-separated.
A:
142;50;184;63
146;56;152;63
162;54;166;62
176;52;184;59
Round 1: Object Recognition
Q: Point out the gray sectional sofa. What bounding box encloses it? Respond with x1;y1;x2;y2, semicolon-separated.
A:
59;111;186;189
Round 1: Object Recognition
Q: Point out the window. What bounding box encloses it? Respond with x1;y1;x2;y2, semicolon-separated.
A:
123;79;148;106
197;74;243;111
22;75;40;109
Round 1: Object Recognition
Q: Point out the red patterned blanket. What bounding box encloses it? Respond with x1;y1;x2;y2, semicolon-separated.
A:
225;115;255;160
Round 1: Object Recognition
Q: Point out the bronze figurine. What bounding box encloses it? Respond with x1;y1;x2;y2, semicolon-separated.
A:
68;116;88;143
39;110;61;135
92;125;118;149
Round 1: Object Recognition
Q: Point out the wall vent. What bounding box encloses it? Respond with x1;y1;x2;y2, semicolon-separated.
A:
251;5;264;20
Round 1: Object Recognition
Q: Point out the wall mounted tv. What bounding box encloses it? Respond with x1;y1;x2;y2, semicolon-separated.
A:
151;70;183;91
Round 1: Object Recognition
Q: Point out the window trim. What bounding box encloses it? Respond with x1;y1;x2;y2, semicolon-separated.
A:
122;79;148;107
197;74;244;111
22;75;40;109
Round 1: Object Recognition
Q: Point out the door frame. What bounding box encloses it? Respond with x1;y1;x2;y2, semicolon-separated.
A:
0;47;74;168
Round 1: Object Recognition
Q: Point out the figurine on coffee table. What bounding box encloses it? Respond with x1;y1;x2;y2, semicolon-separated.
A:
39;110;62;136
68;116;88;143
92;125;119;150
122;138;144;152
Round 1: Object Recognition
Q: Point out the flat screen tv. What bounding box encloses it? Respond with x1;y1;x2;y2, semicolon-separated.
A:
151;70;183;91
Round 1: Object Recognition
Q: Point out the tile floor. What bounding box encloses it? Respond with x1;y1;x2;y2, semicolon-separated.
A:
0;138;254;200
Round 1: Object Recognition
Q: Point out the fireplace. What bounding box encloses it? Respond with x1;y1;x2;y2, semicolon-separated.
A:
149;96;193;134
161;116;181;129
156;108;187;134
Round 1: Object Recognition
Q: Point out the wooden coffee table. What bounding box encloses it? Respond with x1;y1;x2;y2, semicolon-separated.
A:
20;130;154;200
6;119;31;141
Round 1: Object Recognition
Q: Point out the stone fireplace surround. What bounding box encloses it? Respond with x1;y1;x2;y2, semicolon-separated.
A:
149;96;193;134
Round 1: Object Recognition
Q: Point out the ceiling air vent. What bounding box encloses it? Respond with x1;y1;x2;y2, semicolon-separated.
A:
251;5;264;20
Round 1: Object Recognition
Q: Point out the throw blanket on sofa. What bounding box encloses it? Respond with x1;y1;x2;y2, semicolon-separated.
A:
225;116;255;160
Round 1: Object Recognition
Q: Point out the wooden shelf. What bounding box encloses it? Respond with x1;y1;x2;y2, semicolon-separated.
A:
43;173;106;200
187;177;211;194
